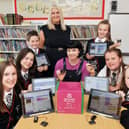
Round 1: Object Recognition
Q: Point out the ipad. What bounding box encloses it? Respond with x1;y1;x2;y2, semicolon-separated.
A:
89;42;107;56
87;89;122;119
32;77;56;94
36;53;50;66
84;76;109;93
21;89;54;117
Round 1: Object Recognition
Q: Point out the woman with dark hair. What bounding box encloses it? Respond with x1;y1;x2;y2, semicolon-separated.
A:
98;48;124;92
54;40;94;82
0;61;22;129
16;48;37;92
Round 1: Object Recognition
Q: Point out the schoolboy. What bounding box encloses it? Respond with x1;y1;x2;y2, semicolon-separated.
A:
26;30;49;78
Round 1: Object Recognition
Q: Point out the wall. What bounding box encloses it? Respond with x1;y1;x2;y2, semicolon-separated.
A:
0;0;129;25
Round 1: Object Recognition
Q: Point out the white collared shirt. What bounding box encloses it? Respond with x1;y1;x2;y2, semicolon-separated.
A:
4;89;13;106
21;70;29;79
95;37;107;42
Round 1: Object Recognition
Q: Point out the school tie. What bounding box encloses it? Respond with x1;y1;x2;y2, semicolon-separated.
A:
111;72;117;86
24;73;28;81
6;93;12;109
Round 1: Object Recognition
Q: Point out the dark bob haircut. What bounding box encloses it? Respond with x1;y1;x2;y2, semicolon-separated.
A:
66;40;83;57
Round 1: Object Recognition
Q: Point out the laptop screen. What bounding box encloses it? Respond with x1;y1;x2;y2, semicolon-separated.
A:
21;89;54;117
32;77;56;94
89;42;107;56
84;77;109;93
87;89;121;119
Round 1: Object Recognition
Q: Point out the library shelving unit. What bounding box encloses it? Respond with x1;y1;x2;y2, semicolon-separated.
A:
0;25;37;60
70;25;97;52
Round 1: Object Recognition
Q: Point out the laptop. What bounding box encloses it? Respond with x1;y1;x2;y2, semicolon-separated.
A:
32;77;56;94
89;42;107;56
87;89;122;119
84;76;109;93
21;89;54;117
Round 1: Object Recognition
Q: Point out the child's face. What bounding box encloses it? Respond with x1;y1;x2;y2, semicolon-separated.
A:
98;24;109;39
67;48;80;60
125;68;129;88
105;51;121;71
51;8;60;24
28;36;40;49
21;52;34;71
2;65;17;92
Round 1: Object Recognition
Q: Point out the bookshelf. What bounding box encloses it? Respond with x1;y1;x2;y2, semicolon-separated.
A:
70;25;97;52
0;25;37;60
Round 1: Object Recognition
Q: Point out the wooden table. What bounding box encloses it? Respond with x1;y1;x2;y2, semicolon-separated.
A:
15;95;124;129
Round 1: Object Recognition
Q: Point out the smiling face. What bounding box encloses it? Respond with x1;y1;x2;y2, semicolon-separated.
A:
2;65;17;92
105;51;122;71
125;68;129;88
28;35;40;49
67;48;80;61
51;7;60;24
20;52;34;72
98;24;109;39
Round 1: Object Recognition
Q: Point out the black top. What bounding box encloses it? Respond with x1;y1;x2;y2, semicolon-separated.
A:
40;24;71;48
40;24;71;76
85;38;113;73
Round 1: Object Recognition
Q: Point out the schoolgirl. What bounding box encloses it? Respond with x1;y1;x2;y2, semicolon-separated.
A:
98;48;124;92
16;48;37;92
85;20;120;73
0;61;22;129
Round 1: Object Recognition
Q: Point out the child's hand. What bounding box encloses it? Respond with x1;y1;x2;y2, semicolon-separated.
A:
86;63;95;76
86;53;95;60
116;90;125;101
37;65;48;72
56;69;66;81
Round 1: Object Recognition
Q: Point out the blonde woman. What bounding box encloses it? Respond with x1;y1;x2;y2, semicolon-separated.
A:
40;5;71;76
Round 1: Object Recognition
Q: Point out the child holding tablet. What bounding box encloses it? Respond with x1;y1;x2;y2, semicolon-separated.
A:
85;20;120;73
0;61;22;129
26;30;49;78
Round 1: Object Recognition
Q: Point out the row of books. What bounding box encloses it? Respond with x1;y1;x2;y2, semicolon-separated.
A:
0;28;34;38
0;40;27;51
70;25;97;39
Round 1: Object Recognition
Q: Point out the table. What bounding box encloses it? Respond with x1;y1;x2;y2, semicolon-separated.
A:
15;95;124;129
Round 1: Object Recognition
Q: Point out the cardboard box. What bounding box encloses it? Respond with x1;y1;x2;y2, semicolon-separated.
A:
56;81;84;114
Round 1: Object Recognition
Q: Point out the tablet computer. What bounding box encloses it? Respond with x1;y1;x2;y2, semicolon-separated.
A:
36;53;50;66
32;77;56;94
87;89;121;119
21;89;54;117
84;76;109;93
89;42;107;56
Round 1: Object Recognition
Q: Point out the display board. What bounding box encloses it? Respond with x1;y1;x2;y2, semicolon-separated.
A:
109;13;129;53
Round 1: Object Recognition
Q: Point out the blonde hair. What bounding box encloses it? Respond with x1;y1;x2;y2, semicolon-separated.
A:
47;5;66;31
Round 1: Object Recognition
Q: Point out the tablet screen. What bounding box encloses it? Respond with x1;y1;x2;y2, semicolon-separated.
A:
84;77;109;93
87;89;121;119
32;77;56;94
89;42;107;56
21;89;54;117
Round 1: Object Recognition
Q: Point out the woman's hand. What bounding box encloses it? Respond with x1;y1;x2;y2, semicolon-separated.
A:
56;69;66;81
86;63;95;76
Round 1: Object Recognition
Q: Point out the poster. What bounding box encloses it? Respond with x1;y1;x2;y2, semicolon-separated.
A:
14;0;105;20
